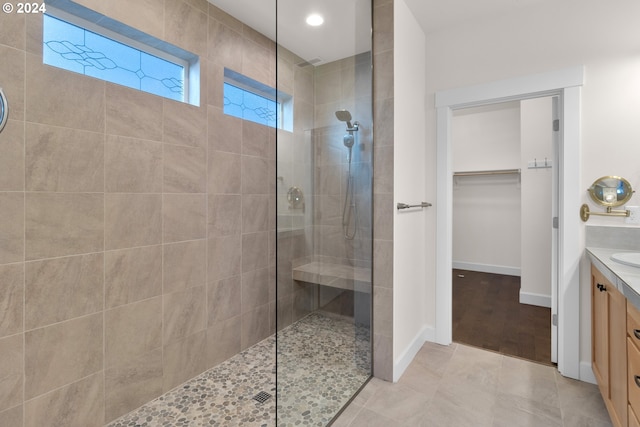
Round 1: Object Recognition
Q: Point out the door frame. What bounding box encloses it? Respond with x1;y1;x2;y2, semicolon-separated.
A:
434;66;584;379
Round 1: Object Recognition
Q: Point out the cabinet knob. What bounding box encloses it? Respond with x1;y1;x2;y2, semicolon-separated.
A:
634;329;640;340
596;283;606;292
635;375;640;388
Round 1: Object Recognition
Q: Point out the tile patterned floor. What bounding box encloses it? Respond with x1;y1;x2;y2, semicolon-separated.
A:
332;342;613;427
107;312;370;427
108;315;611;427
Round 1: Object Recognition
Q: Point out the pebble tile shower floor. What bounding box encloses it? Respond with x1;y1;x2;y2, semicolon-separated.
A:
108;312;371;427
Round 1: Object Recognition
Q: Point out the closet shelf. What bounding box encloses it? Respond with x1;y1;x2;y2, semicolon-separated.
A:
453;168;521;177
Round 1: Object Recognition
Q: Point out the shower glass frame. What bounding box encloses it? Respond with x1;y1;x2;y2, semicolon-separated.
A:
275;0;374;425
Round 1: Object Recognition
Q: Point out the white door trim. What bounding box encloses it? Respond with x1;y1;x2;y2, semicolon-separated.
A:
434;66;584;379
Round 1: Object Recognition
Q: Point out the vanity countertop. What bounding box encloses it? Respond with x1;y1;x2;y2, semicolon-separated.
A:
587;247;640;310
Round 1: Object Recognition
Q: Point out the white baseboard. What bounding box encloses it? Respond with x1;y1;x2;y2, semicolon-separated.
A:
452;261;520;277
393;325;435;383
579;361;597;384
519;291;552;308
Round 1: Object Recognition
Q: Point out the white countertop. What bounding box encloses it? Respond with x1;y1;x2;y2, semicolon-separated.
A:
587;247;640;309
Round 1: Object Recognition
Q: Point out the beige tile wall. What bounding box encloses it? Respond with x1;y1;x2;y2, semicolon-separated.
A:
0;0;276;424
274;47;316;328
372;0;395;382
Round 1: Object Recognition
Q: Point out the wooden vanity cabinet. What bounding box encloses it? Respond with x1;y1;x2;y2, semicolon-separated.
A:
628;301;640;425
592;265;628;427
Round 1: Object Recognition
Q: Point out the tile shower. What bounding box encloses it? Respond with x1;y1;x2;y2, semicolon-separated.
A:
0;0;388;425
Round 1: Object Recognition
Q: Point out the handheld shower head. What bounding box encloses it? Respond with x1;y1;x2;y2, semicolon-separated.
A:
335;110;354;129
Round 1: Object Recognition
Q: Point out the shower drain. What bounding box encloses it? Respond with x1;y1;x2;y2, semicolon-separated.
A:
252;391;272;405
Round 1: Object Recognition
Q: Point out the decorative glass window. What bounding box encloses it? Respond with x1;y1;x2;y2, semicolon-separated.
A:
224;83;281;128
43;6;199;105
223;68;292;131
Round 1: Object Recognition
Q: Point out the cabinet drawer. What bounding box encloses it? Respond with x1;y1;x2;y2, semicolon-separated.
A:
631;405;640;427
629;337;640;411
628;301;640;350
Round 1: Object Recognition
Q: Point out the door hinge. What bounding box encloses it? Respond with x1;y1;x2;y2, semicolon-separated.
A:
553;119;560;131
552;314;558;326
552;217;559;229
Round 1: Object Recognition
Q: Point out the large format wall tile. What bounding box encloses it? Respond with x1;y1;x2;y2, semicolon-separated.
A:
208;107;242;154
0;45;25;121
163;330;206;392
208;235;242;281
242;232;269;273
0;120;25;191
25;124;104;192
208;150;241;194
105;245;162;309
106;83;163;141
206;316;241;368
105;297;162;369
207;275;241;324
24;373;104;427
0;193;23;265
0;334;23;412
205;61;224;109
241;303;270;350
164;0;208;58
0;8;24;49
25;193;103;261
163;286;206;345
73;0;164;40
164;100;208;149
242;121;270;158
0;406;22;427
105;136;162;193
25;313;103;399
241;156;269;195
25;253;104;330
163;240;206;294
242;38;274;88
241;268;270;314
105;349;163;422
163;143;207;193
0;264;23;338
163;194;207;243
208;194;242;237
207;19;243;70
242;194;269;233
105;193;162;250
26;53;105;132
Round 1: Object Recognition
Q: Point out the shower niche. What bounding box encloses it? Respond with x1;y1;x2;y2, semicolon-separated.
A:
275;0;373;424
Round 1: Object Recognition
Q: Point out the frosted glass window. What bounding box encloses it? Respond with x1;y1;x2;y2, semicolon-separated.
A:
224;83;281;129
43;14;186;102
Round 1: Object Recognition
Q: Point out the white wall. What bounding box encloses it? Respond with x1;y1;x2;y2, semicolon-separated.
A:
414;0;640;373
520;97;553;306
393;0;430;379
452;102;521;275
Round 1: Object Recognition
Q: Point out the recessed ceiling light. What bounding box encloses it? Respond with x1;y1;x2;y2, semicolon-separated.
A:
306;14;324;27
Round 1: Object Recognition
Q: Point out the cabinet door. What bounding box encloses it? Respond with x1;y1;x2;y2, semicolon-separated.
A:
609;283;628;427
592;266;608;391
592;264;627;427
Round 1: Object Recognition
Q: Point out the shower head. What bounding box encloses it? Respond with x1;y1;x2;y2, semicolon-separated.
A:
335;110;354;129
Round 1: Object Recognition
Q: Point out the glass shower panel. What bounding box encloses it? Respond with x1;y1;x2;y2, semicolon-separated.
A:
276;0;373;425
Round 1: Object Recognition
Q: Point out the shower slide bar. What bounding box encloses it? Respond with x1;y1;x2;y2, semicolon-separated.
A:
453;168;521;177
397;202;432;210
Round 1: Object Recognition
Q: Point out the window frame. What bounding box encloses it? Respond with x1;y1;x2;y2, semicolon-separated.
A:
223;68;292;131
43;3;199;105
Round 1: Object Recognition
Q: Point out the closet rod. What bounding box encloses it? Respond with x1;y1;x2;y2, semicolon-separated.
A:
453;168;521;177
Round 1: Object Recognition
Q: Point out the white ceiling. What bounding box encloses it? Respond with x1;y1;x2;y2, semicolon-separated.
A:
208;0;370;65
207;0;553;64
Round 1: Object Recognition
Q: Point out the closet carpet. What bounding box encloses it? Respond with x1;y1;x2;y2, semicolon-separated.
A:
452;269;553;366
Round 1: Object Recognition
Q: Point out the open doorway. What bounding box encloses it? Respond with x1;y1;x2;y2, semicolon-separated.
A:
434;66;584;379
450;98;555;365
